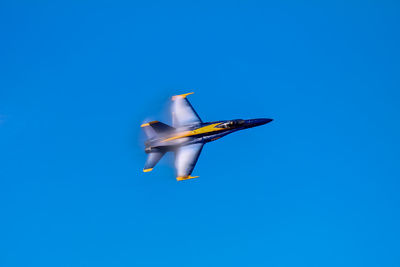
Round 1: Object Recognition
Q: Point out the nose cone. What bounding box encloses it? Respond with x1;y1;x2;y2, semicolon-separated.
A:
245;118;273;128
256;118;273;125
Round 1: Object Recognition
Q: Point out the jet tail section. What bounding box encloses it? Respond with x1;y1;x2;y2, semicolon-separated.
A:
141;121;175;139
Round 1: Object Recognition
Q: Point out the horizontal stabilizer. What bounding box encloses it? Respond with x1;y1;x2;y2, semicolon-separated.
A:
143;151;165;172
141;121;175;136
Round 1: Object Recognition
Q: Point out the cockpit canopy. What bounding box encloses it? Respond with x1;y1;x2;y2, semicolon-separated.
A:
217;119;245;129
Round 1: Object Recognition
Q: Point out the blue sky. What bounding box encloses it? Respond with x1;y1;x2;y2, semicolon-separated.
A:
1;1;400;266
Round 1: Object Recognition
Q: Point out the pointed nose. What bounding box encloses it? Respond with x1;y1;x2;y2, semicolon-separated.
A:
258;118;273;125
245;118;273;128
253;118;273;126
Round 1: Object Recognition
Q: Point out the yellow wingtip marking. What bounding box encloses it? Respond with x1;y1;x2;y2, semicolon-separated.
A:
143;168;153;172
172;92;194;100
176;175;199;181
141;121;159;127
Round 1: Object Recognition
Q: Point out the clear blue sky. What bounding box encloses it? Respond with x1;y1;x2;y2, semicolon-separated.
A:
1;1;399;266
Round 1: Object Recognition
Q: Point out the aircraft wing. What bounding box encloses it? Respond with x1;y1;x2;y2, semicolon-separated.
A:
171;92;202;127
174;143;204;181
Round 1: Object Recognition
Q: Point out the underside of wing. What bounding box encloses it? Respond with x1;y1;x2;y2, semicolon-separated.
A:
174;143;204;181
171;92;202;127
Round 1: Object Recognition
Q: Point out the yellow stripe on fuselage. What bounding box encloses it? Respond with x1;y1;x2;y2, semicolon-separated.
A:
161;123;224;143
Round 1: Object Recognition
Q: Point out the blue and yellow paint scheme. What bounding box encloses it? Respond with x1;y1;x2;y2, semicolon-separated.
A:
141;92;273;181
144;119;272;149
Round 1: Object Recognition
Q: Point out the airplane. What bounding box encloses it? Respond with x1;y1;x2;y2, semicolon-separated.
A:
141;92;273;181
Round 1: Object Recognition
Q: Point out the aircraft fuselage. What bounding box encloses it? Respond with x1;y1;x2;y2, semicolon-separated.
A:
145;118;272;153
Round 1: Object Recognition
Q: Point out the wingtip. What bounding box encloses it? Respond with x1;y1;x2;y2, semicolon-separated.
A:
176;175;199;181
171;92;194;101
141;121;159;127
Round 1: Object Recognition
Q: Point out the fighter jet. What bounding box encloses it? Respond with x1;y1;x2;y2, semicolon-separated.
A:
141;92;273;181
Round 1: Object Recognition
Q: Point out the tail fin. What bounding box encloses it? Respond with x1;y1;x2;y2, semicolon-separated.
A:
143;151;165;172
141;121;175;139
